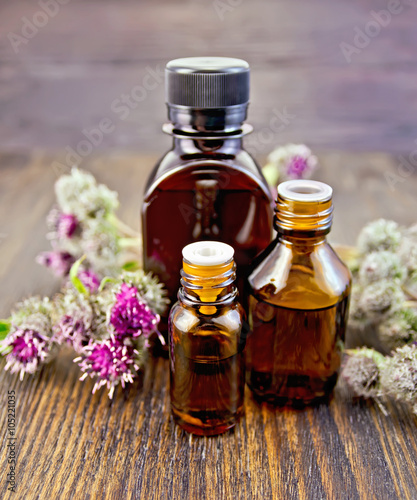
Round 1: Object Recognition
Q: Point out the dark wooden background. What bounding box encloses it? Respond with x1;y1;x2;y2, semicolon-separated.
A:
1;0;417;155
1;0;417;498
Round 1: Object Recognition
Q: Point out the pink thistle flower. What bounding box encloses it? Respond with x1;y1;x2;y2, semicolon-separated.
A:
53;287;94;353
286;155;310;179
263;143;318;186
78;270;101;293
36;250;75;277
54;315;89;353
3;329;52;380
56;213;78;239
109;283;159;339
75;339;139;398
46;208;78;239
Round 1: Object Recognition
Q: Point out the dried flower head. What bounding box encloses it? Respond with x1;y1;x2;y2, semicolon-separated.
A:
55;167;119;221
80;218;120;275
36;250;75;277
380;344;417;414
120;270;169;315
2;297;54;379
357;219;403;256
398;225;417;273
57;213;78;239
378;307;417;351
358;251;406;285
47;208;79;239
78;269;101;294
109;283;159;340
358;280;405;319
75;338;143;398
3;329;51;380
53;287;95;353
342;348;384;398
262;143;318;186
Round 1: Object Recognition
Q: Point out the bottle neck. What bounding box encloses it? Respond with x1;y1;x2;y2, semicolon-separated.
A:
277;233;328;247
274;190;333;238
172;136;243;155
167;104;248;133
179;259;237;315
164;105;251;154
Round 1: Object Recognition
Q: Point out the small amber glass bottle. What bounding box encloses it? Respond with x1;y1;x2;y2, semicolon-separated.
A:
246;180;351;407
169;241;246;436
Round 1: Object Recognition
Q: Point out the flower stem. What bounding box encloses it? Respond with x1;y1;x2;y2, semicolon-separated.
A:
108;214;141;238
118;237;142;249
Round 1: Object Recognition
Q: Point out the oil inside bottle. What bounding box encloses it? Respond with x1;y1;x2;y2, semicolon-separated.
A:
170;328;245;436
246;295;349;407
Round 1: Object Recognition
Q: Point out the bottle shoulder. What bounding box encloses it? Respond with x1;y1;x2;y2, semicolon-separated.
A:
169;301;245;336
248;239;352;309
144;147;272;200
169;302;245;359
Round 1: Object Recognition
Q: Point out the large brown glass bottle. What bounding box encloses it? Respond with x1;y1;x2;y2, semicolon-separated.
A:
246;180;351;407
142;57;273;338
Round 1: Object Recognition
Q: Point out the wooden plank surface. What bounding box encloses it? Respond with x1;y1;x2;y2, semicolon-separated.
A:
1;0;417;154
0;151;416;499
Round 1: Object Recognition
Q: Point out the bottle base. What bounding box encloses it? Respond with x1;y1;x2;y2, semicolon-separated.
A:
171;406;243;436
247;371;338;408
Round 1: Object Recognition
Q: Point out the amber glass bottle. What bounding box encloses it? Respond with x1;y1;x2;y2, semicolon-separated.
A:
142;57;273;338
169;241;246;436
246;180;351;407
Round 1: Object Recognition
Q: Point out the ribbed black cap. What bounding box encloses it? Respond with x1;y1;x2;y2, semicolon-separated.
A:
165;57;250;108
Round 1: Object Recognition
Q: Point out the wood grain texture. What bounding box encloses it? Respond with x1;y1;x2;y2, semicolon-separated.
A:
0;152;417;499
1;0;417;154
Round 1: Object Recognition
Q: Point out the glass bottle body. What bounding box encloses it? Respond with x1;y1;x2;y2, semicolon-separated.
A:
246;234;351;407
169;299;245;436
142;136;273;336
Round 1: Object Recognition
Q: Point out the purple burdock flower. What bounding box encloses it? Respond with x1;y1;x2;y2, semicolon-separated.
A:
75;339;139;398
56;213;78;239
286;155;310;179
109;283;159;339
3;329;51;380
53;287;94;353
54;315;89;353
78;270;101;293
46;208;78;239
36;250;75;277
